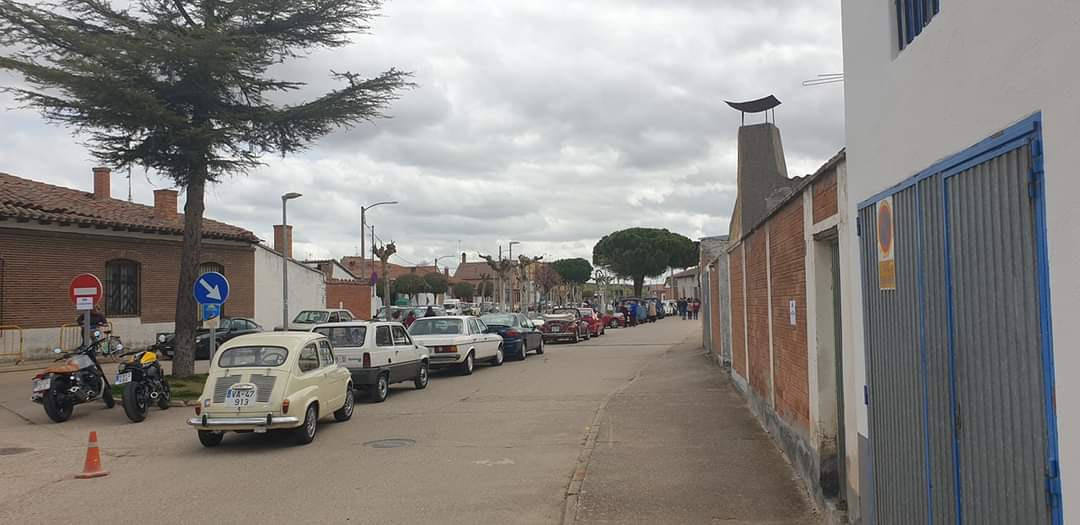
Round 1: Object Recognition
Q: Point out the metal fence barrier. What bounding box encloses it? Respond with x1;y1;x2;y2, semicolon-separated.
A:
58;321;114;351
0;325;24;364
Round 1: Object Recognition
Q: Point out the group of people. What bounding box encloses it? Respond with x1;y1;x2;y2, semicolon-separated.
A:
391;305;439;328
677;298;700;320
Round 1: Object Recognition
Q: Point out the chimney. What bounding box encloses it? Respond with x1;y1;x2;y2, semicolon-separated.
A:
92;167;111;200
273;224;293;258
461;252;466;264
153;189;179;219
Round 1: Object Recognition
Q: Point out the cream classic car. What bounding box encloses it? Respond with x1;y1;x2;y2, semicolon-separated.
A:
187;332;354;447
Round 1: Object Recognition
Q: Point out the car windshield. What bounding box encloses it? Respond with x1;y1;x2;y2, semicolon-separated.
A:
409;318;464;335
481;314;516;327
313;326;367;348
293;311;329;323
218;346;288;367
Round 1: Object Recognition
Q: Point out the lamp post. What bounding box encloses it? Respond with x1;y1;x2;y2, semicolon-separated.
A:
507;241;520;311
281;192;302;330
360;200;398;286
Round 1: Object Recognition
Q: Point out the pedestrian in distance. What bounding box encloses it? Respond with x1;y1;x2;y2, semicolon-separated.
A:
403;310;417;328
424;306;436;317
679;299;687;320
692;299;701;320
647;300;657;323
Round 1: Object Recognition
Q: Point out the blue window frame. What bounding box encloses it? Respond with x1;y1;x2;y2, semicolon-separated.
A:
896;0;940;50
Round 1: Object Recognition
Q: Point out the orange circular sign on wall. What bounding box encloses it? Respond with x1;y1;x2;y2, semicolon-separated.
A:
877;199;894;257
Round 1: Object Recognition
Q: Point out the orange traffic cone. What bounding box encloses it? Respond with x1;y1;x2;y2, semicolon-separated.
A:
75;431;108;479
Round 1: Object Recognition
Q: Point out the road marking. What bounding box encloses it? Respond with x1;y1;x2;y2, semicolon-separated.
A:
473;458;514;467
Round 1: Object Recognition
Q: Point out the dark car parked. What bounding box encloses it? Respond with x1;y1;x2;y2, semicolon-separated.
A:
155;317;263;360
480;313;544;360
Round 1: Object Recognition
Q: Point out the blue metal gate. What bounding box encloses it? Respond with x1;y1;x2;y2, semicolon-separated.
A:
858;114;1061;524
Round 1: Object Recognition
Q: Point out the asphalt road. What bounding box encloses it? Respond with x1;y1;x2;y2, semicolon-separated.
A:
0;318;815;524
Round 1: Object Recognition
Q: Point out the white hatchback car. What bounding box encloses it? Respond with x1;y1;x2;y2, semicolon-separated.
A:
311;321;429;403
187;332;354;447
408;316;504;375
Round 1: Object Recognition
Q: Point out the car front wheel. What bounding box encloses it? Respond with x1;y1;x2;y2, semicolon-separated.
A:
292;404;318;445
536;338;544;355
334;384;354;422
491;346;504;366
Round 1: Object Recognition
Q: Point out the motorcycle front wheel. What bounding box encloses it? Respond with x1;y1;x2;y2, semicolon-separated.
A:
101;376;115;408
44;383;73;423
122;382;149;422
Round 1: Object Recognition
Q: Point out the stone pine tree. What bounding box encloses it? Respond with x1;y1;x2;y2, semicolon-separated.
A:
592;228;698;297
551;258;593;303
0;0;413;376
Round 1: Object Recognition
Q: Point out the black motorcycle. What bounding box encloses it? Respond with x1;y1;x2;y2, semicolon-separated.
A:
30;331;116;423
114;348;171;422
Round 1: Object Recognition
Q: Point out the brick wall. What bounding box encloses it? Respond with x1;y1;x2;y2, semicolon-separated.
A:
730;244;747;378
745;230;771;399
325;280;373;320
0;227;254;329
812;170;838;224
768;200;810;430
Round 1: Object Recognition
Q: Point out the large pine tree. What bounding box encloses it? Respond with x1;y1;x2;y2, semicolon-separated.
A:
0;0;412;376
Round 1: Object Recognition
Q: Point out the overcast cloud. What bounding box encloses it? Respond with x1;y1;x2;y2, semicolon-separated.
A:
0;0;844;275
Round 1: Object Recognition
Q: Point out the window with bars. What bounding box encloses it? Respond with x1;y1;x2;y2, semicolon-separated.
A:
199;262;225;275
896;0;939;50
105;259;140;316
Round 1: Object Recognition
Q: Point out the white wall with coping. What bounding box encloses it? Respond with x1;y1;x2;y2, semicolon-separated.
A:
14;320;174;360
254;244;326;330
842;0;1079;519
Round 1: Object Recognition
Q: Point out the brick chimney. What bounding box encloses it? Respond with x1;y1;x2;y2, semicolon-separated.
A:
153;189;178;219
273;225;293;258
92;167;111;200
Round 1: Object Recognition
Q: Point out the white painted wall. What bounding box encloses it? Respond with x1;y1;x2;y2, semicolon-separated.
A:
254;244;326;330
16;320;174;360
330;263;355;281
842;0;1080;519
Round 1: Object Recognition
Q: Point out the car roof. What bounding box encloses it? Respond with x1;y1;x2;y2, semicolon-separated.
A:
221;331;324;349
414;315;472;321
311;321;403;329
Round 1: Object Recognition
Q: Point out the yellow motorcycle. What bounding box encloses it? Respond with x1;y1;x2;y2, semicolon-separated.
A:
114;349;171;422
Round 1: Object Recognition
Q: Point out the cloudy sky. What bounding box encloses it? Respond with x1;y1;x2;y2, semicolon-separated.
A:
0;0;844;275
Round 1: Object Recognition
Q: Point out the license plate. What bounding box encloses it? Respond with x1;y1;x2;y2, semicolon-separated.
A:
114;372;132;385
554;326;562;332
225;387;256;408
32;378;51;392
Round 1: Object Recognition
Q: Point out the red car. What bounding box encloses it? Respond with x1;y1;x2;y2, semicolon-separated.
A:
541;308;590;343
598;311;623;329
577;308;605;337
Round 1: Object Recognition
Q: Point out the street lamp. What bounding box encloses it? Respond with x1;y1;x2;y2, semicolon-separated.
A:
360;200;398;275
281;192;302;330
434;254;456;273
507;241;520;311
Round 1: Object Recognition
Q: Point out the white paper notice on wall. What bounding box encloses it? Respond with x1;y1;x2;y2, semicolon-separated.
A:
789;299;796;325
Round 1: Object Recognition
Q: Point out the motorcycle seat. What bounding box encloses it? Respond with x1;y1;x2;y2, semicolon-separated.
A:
45;363;79;374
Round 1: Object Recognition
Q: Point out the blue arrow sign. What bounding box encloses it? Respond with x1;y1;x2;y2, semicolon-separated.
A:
194;271;230;305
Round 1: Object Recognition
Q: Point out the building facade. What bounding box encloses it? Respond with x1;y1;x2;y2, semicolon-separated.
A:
842;2;1075;522
0;168;257;359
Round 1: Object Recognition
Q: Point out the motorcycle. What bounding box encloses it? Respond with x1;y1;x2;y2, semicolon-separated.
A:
114;348;171;422
30;331;116;423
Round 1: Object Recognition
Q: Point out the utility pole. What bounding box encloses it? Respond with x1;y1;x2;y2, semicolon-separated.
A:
280;192;302;330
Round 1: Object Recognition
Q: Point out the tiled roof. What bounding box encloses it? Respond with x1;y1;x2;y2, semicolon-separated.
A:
340;257;442;280
453;261;495;281
0;172;257;242
672;267;699;279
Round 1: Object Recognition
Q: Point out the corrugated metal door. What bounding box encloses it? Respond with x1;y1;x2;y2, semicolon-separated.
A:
944;144;1051;524
859;118;1059;524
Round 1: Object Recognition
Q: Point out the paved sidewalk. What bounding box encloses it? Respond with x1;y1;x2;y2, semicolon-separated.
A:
570;328;819;524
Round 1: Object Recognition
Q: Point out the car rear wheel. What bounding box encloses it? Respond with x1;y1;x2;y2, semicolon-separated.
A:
414;362;429;389
517;342;528;361
370;374;389;403
536;338;544;355
459;352;475;375
198;430;224;447
292;403;318;445
334;384;355;421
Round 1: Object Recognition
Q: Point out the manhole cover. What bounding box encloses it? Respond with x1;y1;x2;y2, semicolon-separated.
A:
363;438;415;449
0;447;33;456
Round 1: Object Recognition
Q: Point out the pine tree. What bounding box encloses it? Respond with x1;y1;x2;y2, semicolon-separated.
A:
0;0;412;376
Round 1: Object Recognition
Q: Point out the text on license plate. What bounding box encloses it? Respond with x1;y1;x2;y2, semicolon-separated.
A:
225;388;256;407
32;378;51;392
114;372;132;385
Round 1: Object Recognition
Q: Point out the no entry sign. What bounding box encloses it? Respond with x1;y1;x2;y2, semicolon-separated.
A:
69;273;103;311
